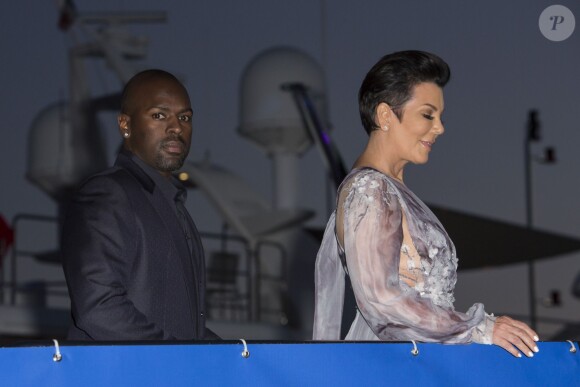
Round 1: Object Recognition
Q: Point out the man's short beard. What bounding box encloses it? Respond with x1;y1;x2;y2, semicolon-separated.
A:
155;153;186;172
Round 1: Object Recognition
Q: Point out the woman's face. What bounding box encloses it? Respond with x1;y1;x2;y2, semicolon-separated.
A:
387;82;445;165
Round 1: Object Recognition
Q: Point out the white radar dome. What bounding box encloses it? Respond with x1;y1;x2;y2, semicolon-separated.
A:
27;101;108;200
239;46;328;155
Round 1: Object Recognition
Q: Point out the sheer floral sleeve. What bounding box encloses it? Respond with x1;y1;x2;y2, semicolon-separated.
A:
314;168;495;343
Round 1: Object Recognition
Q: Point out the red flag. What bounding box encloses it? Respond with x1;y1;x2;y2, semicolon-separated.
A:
0;214;14;264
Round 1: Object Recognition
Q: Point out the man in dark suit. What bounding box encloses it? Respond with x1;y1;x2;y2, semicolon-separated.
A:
62;69;218;340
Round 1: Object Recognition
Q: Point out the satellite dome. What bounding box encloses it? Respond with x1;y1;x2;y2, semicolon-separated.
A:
239;46;328;154
27;101;107;200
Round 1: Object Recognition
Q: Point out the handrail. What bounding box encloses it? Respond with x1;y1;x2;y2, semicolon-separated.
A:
9;214;60;306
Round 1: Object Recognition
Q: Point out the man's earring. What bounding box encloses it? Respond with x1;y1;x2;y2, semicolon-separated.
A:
124;132;130;138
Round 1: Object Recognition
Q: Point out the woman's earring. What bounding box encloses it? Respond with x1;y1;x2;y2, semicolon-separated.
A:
383;125;389;131
124;132;130;138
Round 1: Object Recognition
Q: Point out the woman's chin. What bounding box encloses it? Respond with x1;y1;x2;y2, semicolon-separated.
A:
413;157;429;165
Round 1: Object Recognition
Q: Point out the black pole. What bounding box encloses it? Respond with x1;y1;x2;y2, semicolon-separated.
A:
281;82;347;189
525;109;538;330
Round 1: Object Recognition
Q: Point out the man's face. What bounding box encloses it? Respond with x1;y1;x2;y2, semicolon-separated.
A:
118;77;193;176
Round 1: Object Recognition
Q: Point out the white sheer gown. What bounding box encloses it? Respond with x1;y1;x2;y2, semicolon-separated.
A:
313;167;496;343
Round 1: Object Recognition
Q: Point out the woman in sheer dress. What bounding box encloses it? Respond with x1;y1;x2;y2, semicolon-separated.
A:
313;50;539;358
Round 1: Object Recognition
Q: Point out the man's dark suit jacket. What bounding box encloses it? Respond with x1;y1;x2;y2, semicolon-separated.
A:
62;150;212;340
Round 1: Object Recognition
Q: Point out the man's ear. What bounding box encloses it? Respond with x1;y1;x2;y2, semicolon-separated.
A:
118;114;130;137
375;102;394;131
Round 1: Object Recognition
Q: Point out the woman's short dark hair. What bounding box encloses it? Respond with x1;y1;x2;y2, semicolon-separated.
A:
358;50;450;134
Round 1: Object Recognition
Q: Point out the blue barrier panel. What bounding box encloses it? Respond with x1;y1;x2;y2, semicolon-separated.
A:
0;341;578;386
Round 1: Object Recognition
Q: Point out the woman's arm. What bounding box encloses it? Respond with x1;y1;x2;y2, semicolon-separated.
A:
340;175;492;343
340;174;539;356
